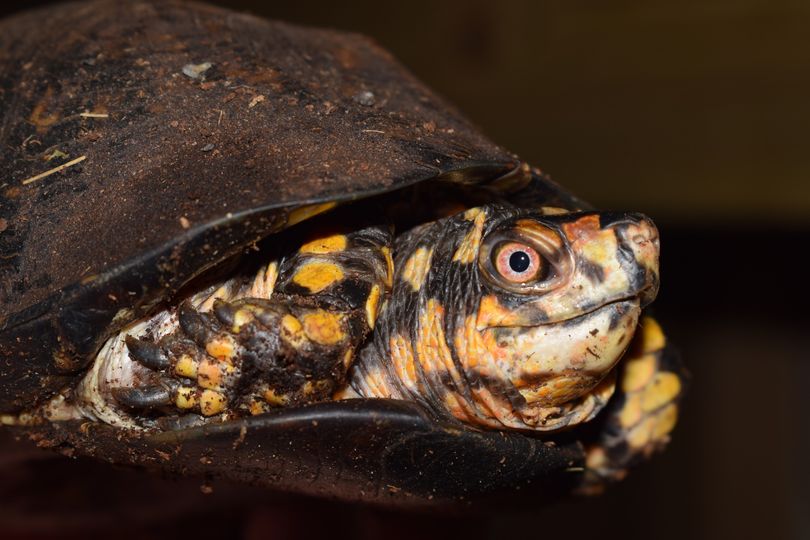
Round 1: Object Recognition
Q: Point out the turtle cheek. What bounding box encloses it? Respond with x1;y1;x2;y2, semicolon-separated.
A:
484;300;641;407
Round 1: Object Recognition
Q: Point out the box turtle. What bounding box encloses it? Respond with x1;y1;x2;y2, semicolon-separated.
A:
0;0;685;503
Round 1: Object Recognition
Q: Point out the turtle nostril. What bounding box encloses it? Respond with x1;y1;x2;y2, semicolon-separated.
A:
631;233;648;246
631;229;658;247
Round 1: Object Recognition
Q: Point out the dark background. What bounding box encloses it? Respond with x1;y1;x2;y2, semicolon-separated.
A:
1;1;808;539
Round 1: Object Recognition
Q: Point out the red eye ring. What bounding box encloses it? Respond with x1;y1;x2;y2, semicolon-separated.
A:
494;242;543;283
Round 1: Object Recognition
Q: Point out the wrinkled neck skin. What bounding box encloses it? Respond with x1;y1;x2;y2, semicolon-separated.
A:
351;203;659;432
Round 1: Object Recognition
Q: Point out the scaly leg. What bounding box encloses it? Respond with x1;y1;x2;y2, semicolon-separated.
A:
579;316;687;493
113;220;393;420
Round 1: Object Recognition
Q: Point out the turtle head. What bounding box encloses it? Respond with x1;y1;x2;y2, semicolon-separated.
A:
353;204;660;432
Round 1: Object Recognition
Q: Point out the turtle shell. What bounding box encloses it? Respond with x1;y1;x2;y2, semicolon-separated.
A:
0;0;537;413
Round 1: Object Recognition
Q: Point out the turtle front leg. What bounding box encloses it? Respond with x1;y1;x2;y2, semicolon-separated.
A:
112;222;393;423
578;316;687;493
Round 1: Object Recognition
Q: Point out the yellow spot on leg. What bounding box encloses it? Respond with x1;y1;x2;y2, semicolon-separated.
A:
641;372;682;412
299;234;348;254
302;310;345;345
627;416;655;449
197;359;224;390
652;403;679;440
281;314;307;348
282;314;302;334
292;261;344;293
175;354;198;379
621;354;656;392
366;284;381;328
401;246;433;291
618;393;643;428
175;387;198;409
206;334;237;361
231;308;254;333
200;389;226;416
639;316;666;353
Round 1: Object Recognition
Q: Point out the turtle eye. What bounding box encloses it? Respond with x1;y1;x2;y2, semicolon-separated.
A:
493;242;546;283
480;222;570;293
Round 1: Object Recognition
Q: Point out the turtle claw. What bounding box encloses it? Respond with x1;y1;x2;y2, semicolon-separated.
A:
212;299;237;326
178;301;210;345
156;413;207;431
125;335;169;370
112;385;172;409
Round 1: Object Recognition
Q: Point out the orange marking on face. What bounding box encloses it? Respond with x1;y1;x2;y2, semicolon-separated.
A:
476;294;519;328
561;214;602;242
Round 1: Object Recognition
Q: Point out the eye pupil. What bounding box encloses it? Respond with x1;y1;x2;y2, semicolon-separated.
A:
509;251;531;273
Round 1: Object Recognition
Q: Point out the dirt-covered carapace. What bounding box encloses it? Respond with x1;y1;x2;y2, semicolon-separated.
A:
0;0;685;503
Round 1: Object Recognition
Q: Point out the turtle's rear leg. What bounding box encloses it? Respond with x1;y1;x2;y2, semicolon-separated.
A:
579;316;688;493
112;222;393;422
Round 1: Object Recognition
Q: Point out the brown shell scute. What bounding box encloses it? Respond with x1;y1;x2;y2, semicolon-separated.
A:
0;0;515;315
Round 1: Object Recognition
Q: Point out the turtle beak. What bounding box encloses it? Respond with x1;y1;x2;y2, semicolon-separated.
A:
601;212;660;307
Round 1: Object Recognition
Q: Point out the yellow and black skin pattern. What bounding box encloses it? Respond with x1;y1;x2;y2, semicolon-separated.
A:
115;221;392;419
114;202;684;489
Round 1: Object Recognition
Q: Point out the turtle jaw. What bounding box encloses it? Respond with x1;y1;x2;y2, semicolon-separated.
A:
493;299;640;404
477;298;640;430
